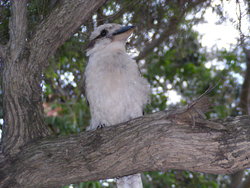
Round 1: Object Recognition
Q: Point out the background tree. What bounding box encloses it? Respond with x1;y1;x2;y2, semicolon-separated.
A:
0;0;250;187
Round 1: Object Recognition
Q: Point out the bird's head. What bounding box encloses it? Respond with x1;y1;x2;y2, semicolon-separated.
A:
86;23;135;56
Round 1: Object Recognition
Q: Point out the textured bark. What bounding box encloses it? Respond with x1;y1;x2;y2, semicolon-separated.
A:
0;112;250;188
0;45;6;58
8;0;28;62
2;57;50;156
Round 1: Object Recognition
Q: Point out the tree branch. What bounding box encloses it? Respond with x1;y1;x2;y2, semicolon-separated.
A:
135;0;210;61
1;110;250;188
9;0;28;61
240;49;250;114
28;0;108;71
135;15;183;61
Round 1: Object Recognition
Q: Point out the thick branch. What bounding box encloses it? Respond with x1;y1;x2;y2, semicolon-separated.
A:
28;0;108;71
9;0;28;61
1;112;250;188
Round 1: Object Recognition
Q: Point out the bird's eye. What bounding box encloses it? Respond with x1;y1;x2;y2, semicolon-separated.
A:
100;29;107;37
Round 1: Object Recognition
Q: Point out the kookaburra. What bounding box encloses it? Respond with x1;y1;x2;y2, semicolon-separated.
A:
84;23;150;188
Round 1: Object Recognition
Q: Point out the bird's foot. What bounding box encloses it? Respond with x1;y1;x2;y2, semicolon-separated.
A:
97;123;106;129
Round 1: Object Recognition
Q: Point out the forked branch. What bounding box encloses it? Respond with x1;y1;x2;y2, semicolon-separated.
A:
28;0;109;71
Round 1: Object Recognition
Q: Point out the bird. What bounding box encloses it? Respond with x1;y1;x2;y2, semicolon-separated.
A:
84;23;150;188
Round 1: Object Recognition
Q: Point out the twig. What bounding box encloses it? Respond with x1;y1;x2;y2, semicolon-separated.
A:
188;83;219;109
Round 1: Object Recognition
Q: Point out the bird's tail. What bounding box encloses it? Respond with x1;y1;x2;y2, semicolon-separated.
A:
116;174;143;188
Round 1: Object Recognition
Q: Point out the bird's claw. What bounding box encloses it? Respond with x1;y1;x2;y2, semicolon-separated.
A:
97;124;106;129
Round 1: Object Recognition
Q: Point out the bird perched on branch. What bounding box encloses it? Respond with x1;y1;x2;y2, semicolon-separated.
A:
84;23;150;188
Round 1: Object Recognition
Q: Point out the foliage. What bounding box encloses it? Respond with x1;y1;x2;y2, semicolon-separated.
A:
62;181;104;188
143;171;226;188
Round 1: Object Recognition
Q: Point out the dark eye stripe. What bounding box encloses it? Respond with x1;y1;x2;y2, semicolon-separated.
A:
87;29;108;49
87;40;96;49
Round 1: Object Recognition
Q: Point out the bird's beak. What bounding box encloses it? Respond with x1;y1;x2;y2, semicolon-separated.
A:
112;25;135;41
113;26;135;35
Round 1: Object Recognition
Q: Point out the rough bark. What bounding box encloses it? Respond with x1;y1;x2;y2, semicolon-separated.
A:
8;0;28;62
0;111;250;188
0;45;6;58
2;56;50;156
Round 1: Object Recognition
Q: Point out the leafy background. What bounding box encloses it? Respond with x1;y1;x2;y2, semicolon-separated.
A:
0;0;250;187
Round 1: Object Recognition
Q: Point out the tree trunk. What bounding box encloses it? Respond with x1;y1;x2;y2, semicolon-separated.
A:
2;55;51;156
1;0;51;156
